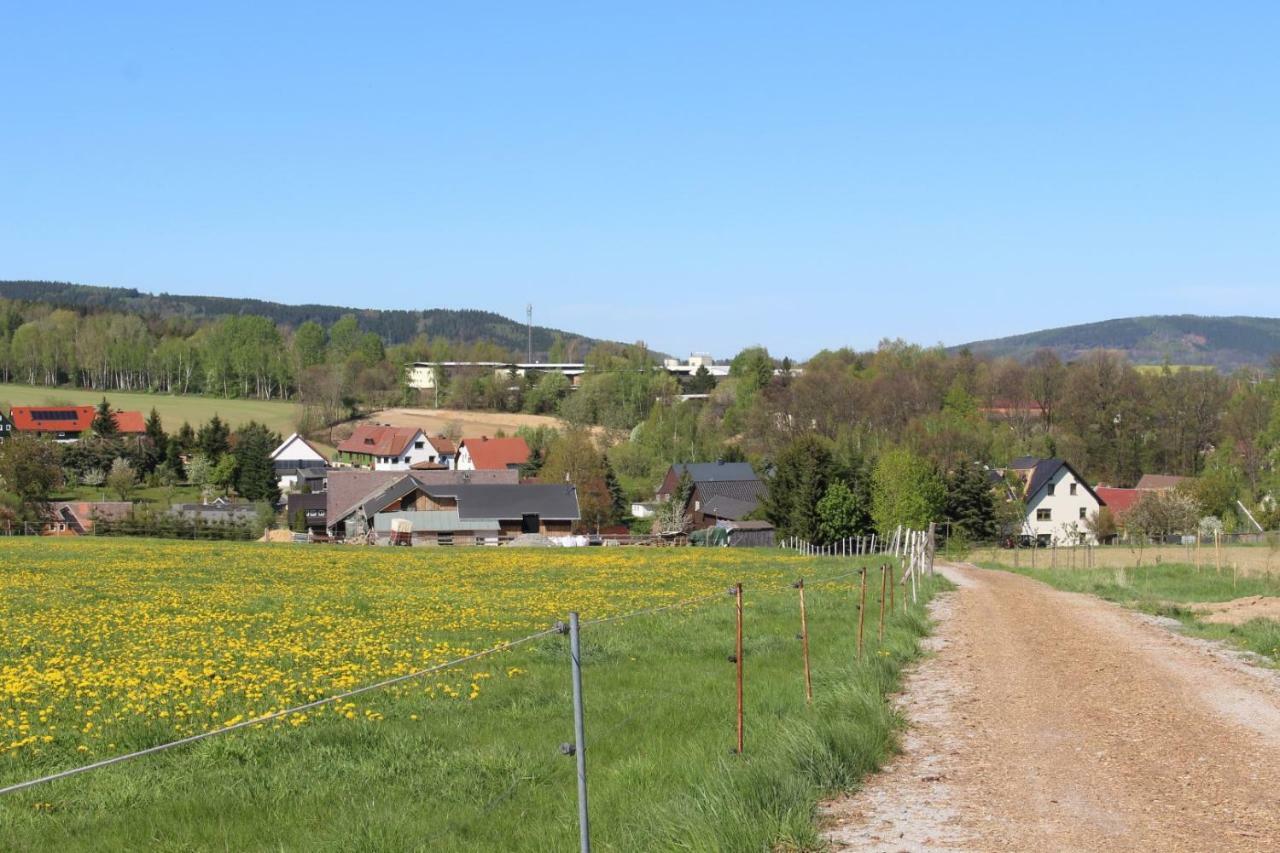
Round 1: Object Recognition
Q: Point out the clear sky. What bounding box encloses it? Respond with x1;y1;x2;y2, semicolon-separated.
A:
3;3;1278;359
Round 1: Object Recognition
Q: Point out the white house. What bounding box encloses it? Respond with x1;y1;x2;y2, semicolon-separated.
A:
1008;457;1105;545
270;433;329;493
336;424;446;471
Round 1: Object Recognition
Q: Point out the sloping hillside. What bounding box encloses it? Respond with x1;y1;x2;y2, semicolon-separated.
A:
956;315;1280;370
0;281;602;355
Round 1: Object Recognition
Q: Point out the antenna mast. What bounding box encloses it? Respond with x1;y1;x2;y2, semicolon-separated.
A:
526;303;533;363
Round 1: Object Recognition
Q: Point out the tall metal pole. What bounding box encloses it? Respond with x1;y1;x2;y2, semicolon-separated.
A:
735;583;745;754
568;612;591;853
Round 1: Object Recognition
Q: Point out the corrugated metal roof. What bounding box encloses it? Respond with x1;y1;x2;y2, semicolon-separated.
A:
331;476;580;528
700;494;758;521
372;511;501;532
431;483;580;521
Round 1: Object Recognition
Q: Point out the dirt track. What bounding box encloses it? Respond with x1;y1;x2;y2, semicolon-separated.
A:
824;564;1280;851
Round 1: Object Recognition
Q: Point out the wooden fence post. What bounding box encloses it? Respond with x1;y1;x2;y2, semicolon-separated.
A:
796;579;812;704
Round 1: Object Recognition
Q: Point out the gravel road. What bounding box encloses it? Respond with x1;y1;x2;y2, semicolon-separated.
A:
823;563;1280;851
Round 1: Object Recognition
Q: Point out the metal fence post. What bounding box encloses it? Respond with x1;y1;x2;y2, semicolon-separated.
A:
734;583;744;754
568;612;590;853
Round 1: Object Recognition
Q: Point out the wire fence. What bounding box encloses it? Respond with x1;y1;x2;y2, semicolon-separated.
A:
0;530;941;850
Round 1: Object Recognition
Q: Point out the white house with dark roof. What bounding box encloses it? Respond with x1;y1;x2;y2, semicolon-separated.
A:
1007;457;1106;545
270;432;330;494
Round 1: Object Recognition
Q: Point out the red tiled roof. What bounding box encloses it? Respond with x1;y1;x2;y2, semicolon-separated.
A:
11;406;95;432
336;424;421;457
428;434;457;455
460;436;530;470
113;411;147;433
11;406;147;434
1095;487;1142;517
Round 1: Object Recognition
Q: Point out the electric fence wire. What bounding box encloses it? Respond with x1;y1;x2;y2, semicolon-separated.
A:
0;558;893;799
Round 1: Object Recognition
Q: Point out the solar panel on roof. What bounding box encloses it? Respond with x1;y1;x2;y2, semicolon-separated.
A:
30;410;80;420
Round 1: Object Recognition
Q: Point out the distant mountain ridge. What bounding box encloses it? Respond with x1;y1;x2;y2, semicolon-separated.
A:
0;280;607;357
955;315;1280;371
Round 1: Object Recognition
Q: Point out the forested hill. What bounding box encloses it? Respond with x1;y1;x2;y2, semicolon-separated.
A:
955;315;1280;371
0;281;604;355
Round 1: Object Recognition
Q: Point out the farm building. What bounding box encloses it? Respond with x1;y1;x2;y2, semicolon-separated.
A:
169;498;260;525
286;492;328;536
45;501;132;535
327;473;579;544
9;406;145;442
656;461;767;528
455;436;530;471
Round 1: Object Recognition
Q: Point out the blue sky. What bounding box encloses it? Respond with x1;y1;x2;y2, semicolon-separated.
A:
3;3;1278;358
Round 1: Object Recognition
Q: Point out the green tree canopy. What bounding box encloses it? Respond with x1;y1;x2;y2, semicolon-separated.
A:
762;434;833;541
943;461;997;540
92;397;118;437
871;448;945;536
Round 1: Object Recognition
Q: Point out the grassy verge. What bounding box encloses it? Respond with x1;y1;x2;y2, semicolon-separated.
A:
983;560;1280;664
1;545;946;851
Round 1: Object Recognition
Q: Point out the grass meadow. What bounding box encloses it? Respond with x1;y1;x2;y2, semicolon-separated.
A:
0;539;943;851
0;383;303;438
984;559;1280;665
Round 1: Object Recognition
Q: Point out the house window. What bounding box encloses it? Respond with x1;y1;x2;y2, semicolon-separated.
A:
1036;509;1052;522
1079;507;1087;520
1070;483;1078;496
414;441;424;449
1046;484;1056;497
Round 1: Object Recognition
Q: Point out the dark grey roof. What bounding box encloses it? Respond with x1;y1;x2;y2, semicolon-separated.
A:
697;479;767;503
1024;458;1104;505
1009;456;1041;470
170;503;257;521
430;483;580;521
358;476;424;519
700;494;758;521
335;476;580;526
287;493;327;513
672;462;760;484
1025;459;1065;500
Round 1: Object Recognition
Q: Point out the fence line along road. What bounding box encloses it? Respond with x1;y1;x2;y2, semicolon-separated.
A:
0;551;927;815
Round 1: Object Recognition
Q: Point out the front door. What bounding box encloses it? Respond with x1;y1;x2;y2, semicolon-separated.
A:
521;513;540;534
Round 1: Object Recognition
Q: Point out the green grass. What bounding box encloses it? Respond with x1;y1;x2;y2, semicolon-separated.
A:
984;560;1280;665
51;484;206;506
1;542;945;851
0;382;302;436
